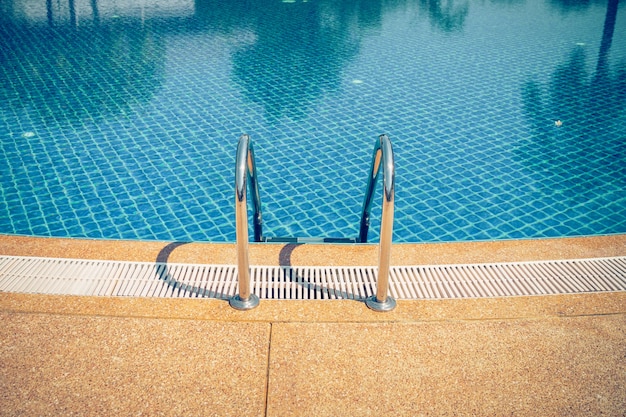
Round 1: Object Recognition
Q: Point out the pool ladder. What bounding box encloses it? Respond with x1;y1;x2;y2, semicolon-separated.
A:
231;134;396;312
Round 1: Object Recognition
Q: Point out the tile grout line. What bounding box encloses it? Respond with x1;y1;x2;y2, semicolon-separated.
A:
264;322;274;417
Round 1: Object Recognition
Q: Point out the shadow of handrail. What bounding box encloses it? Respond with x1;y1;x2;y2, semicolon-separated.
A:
152;241;367;300
154;241;229;299
277;243;365;300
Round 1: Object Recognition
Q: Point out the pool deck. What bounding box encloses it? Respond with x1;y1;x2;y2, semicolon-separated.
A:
1;234;625;416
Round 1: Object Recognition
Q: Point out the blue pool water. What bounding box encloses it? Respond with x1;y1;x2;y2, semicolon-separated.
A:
1;0;625;243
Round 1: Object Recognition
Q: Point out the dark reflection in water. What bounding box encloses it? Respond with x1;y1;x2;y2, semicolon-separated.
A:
225;0;364;121
195;0;470;120
0;0;475;124
1;0;615;127
520;0;625;197
420;0;469;32
0;15;165;125
548;0;602;13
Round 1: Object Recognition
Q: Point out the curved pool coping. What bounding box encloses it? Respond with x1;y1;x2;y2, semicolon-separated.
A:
1;233;624;266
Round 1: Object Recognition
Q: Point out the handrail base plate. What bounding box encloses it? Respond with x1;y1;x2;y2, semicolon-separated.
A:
365;295;397;312
229;294;260;310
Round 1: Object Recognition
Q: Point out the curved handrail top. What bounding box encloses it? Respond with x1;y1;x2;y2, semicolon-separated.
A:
235;134;263;242
359;134;395;243
235;134;251;202
379;134;395;202
237;133;393;245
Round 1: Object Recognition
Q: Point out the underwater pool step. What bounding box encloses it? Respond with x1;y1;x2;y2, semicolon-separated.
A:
0;255;624;300
262;237;358;243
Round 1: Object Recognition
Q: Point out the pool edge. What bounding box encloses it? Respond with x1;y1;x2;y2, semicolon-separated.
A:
0;233;624;265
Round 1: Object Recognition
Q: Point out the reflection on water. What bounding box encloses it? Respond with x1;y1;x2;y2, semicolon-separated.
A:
196;0;470;119
0;0;194;25
0;0;477;123
420;0;469;32
520;47;626;194
548;0;601;14
225;0;364;121
0;16;165;124
520;0;625;201
0;0;625;242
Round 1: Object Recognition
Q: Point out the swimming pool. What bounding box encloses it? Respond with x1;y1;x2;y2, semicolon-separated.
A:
1;0;625;243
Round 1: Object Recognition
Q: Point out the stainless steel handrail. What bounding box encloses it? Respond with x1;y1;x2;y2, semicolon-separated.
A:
361;134;396;312
230;134;261;310
231;133;395;312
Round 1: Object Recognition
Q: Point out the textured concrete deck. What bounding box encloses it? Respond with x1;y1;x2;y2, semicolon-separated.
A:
1;293;625;416
1;235;625;416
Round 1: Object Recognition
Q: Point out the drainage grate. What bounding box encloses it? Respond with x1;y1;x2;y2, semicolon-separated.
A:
0;256;624;300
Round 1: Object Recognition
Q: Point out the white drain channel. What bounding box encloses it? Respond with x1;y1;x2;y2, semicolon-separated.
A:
0;256;624;300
